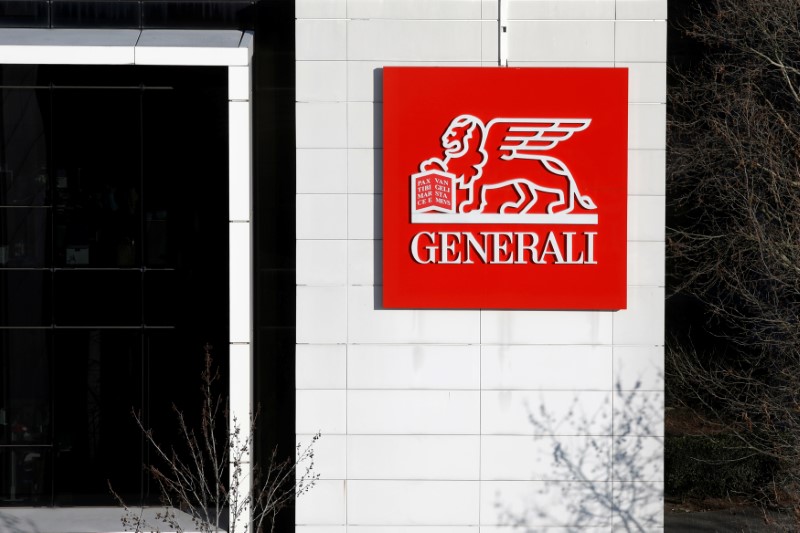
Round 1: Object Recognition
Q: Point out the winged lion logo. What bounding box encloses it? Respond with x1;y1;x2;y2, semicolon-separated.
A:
413;114;596;219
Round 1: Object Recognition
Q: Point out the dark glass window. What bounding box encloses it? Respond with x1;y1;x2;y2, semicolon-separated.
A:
0;269;51;327
0;64;229;506
0;1;49;28
0;1;255;30
51;1;141;29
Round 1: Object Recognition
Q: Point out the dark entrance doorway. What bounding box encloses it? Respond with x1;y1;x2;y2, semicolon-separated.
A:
0;64;229;505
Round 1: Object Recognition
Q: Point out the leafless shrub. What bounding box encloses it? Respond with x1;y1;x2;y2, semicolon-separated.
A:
668;0;800;509
111;344;319;533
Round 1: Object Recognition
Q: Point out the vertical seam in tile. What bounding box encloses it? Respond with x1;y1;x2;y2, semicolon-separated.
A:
612;0;619;515
613;0;617;65
478;308;483;526
344;4;350;530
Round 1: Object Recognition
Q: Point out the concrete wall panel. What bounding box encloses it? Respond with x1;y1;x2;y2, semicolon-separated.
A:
295;0;666;528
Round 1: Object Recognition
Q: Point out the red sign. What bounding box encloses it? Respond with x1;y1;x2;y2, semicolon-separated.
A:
383;67;628;309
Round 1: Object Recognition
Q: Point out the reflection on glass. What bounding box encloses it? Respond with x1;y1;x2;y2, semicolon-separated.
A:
53;330;142;504
0;207;49;267
0;85;49;207
54;176;141;268
0;330;50;446
53;88;140;268
0;329;51;505
0;447;50;504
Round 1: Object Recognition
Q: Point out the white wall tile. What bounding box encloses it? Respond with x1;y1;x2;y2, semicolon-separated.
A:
347;102;380;149
295;479;347;525
611;482;664;529
292;1;666;525
349;286;482;344
348;61;482;103
628;149;665;196
348;435;480;480
298;434;347;480
348;344;480;389
297;149;348;194
348;390;480;434
347;0;481;19
296;390;347;434
482;20;498;63
482;435;611;481
296;102;347;148
296;528;346;533
348;526;477;533
507;21;614;62
507;61;614;67
348;480;480;525
616;0;667;21
348;194;378;240
297;286;348;343
473;525;608;533
348;149;380;194
628;103;666;150
348;61;383;103
482;391;612;436
296;344;347;389
627;241;664;287
297;19;347;60
613;345;664;391
296;0;347;19
481;345;612;390
481;481;612;526
615;21;666;63
347;239;378;285
613;436;664;481
297;240;348;285
613;285;664;345
627;195;665;242
296;194;348;240
507;0;615;20
297;61;348;102
482;0;497;20
480;310;613;345
621;62;666;104
347;20;482;61
613;391;664;436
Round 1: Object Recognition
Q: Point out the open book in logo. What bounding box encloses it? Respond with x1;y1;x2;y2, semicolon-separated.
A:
411;114;598;225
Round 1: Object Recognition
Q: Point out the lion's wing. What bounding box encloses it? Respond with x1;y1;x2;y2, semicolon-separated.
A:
484;118;591;158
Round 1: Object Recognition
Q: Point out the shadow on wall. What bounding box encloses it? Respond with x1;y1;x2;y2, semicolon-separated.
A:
373;68;384;309
0;513;39;533
492;377;664;531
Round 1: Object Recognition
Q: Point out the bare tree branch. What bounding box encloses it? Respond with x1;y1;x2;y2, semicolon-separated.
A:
668;0;800;511
110;344;320;533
